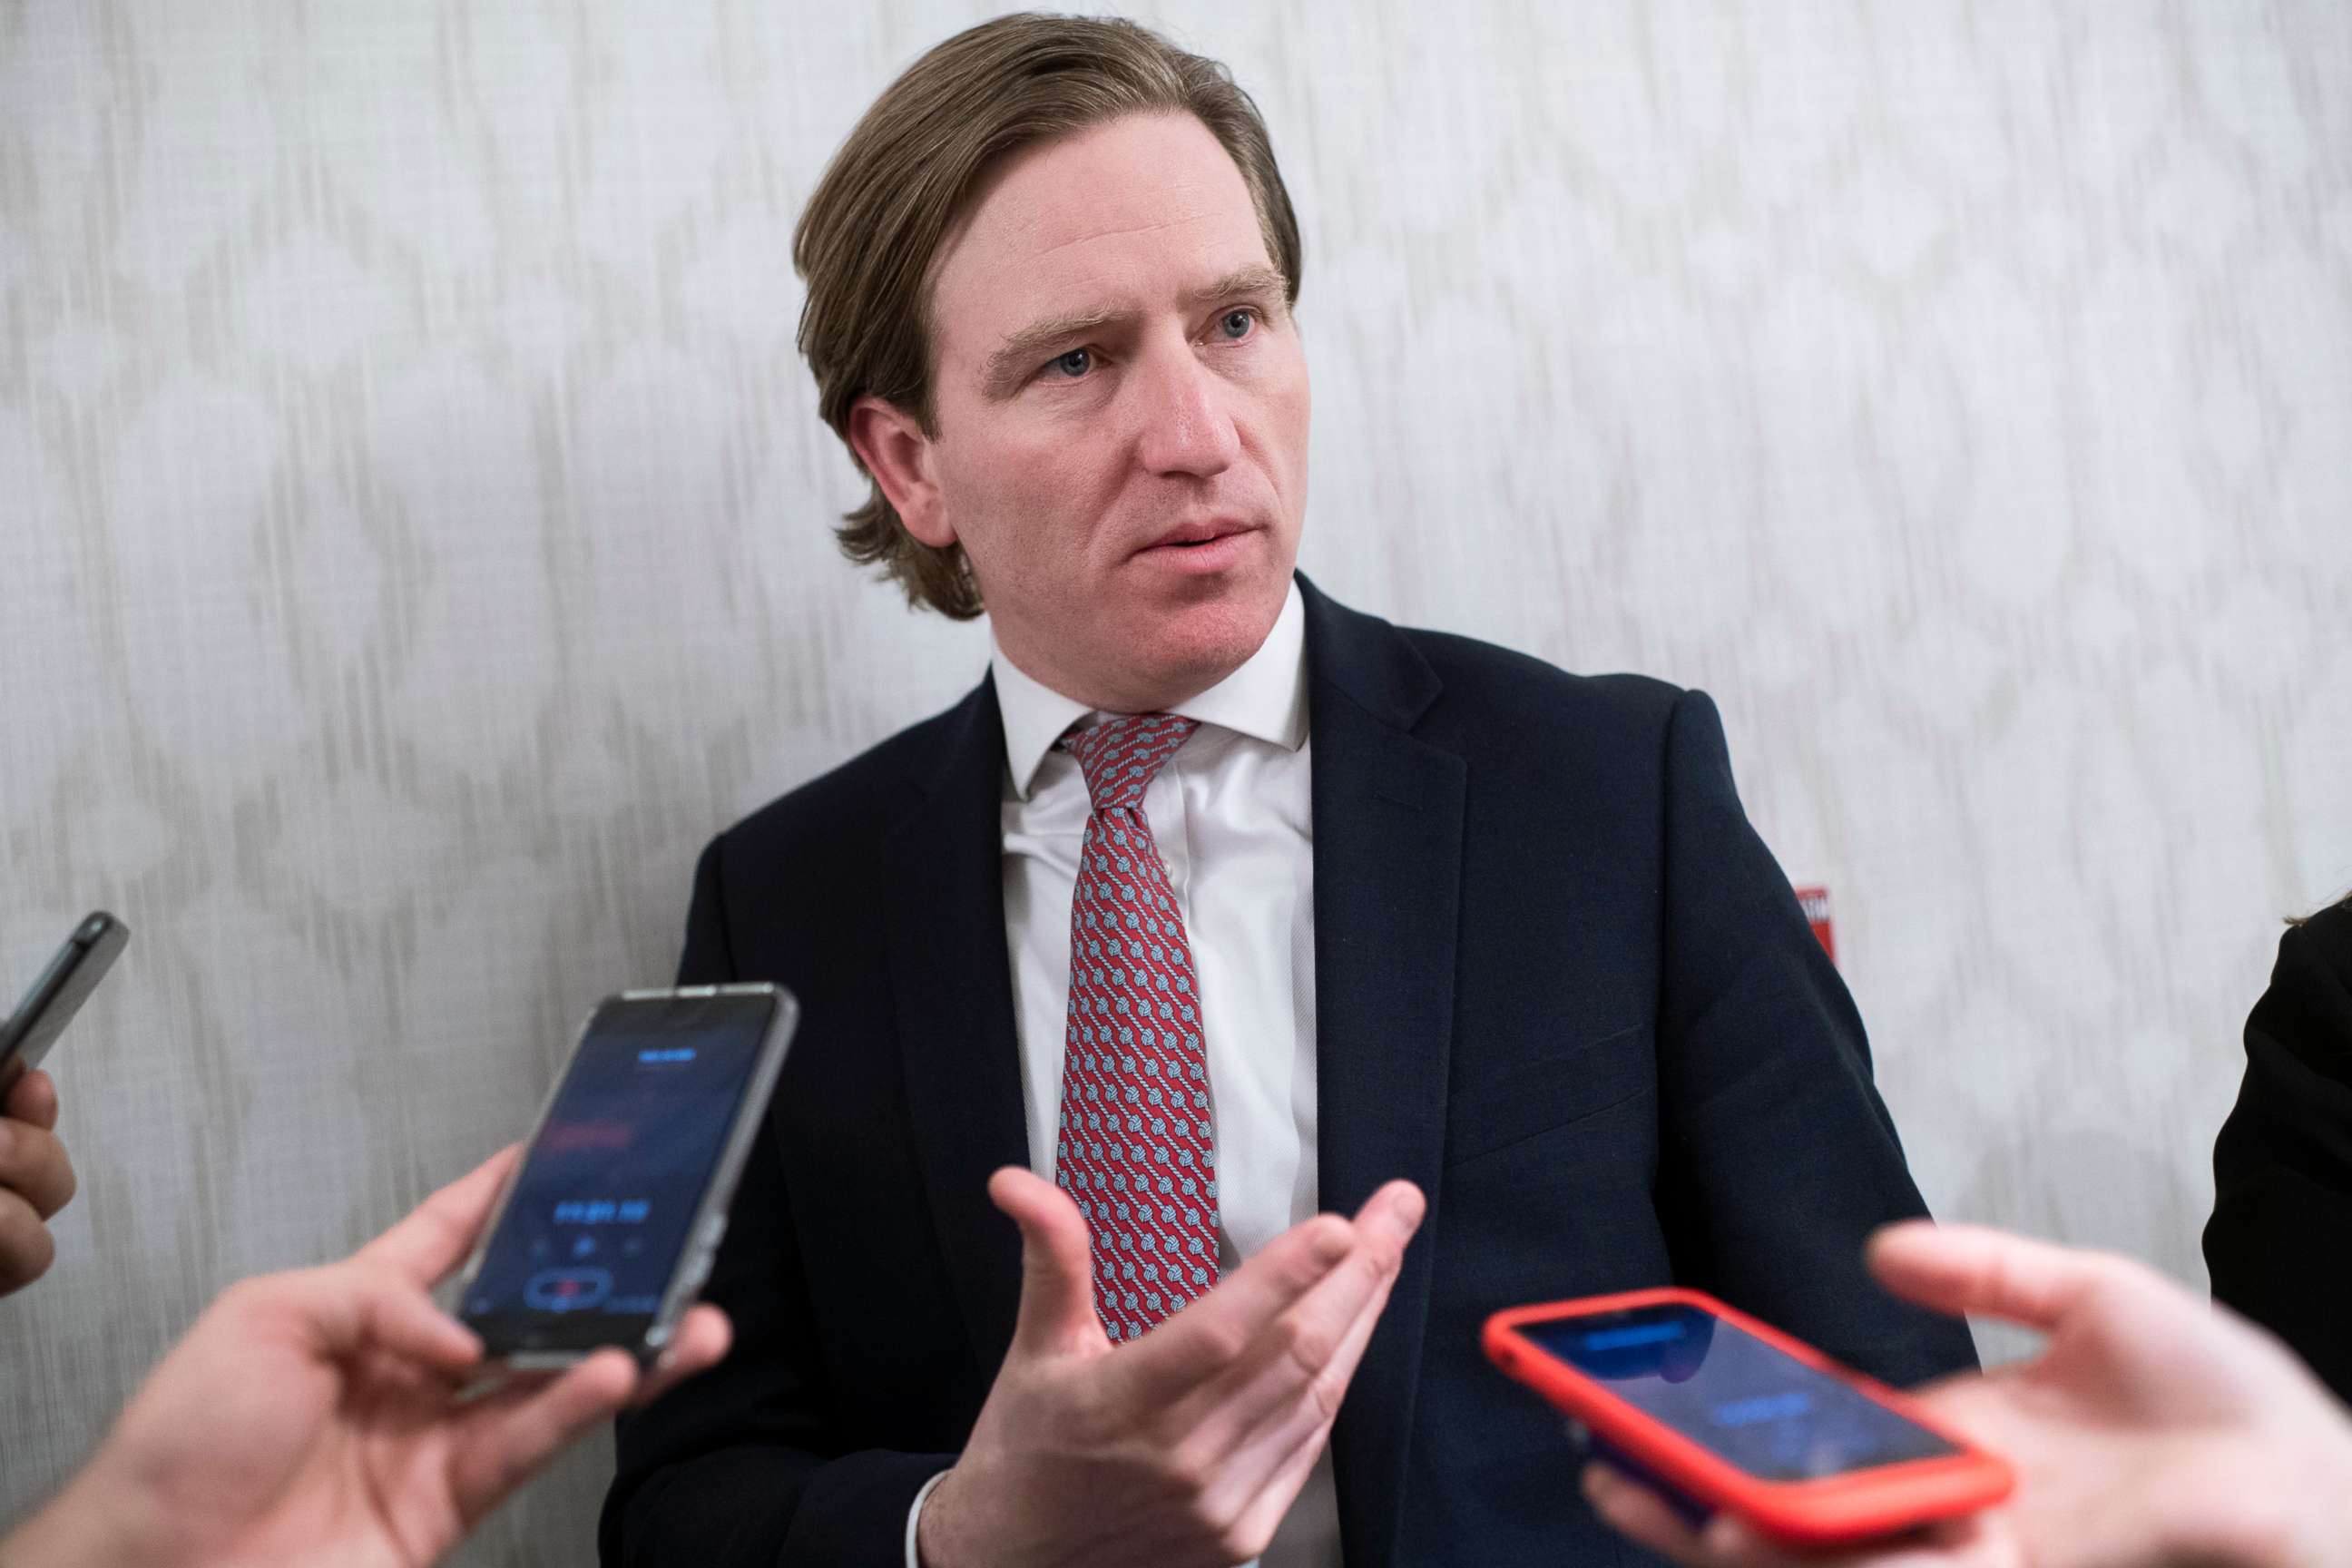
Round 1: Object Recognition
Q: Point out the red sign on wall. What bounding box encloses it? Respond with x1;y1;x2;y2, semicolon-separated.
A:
1793;885;1835;967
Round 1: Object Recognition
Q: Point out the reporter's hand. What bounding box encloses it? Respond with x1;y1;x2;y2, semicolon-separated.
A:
0;1068;75;1297
1;1147;731;1568
917;1167;1426;1568
1583;1221;2352;1568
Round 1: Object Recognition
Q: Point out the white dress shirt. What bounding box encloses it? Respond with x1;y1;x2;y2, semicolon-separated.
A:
905;581;1340;1568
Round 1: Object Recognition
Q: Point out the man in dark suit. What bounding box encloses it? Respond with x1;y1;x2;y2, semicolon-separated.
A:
603;15;1975;1567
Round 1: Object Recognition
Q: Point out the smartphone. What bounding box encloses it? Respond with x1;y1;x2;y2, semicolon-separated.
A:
0;912;130;1095
452;983;797;1367
1485;1287;2012;1544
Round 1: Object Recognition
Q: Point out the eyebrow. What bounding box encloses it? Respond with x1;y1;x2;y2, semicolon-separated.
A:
978;265;1290;402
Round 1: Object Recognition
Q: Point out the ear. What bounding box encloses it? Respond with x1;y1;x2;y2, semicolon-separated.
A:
848;395;954;548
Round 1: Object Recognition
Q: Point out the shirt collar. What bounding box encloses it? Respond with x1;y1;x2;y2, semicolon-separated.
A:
993;579;1308;800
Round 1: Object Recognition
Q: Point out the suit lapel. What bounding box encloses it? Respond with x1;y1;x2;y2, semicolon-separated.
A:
1302;577;1466;1568
882;676;1031;1372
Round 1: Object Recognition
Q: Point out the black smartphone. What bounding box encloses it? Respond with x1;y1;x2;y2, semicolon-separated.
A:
452;983;797;1367
0;912;130;1095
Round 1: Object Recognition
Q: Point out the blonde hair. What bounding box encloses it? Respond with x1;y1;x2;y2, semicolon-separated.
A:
792;14;1303;617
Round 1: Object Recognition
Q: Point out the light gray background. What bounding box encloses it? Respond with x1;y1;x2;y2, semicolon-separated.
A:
5;1;2349;1562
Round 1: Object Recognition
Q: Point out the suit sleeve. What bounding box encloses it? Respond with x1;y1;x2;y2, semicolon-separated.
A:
599;833;957;1567
2205;905;2352;1403
1648;690;1979;1387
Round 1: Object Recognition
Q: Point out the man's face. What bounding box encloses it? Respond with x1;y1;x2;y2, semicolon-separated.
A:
912;113;1311;711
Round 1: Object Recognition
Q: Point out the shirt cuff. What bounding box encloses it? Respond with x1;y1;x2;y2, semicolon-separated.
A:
903;1467;952;1568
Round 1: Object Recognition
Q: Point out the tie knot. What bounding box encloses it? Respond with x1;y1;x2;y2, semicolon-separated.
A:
1060;713;1199;812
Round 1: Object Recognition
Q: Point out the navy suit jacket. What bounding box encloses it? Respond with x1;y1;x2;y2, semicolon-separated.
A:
602;576;1976;1567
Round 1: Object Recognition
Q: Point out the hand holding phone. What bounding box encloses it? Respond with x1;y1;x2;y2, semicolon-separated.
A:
452;983;796;1367
0;912;123;1297
0;1147;731;1568
1485;1287;2013;1544
1556;1224;2352;1568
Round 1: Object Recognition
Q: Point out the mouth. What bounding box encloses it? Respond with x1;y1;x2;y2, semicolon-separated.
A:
1137;518;1259;554
1131;521;1264;577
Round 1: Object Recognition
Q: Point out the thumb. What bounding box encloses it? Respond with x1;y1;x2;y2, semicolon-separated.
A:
1867;1220;2132;1335
989;1167;1102;1355
358;1145;522;1287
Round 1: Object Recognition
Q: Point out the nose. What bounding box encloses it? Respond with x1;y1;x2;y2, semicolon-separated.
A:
1132;340;1240;479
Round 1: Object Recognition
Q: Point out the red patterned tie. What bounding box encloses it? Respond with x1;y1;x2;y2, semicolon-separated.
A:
1054;712;1221;1342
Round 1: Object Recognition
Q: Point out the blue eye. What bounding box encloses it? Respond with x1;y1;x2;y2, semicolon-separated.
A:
1052;348;1092;378
1220;309;1253;339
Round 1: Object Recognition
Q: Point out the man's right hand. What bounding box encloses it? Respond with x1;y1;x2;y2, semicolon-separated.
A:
917;1167;1426;1568
0;1068;76;1298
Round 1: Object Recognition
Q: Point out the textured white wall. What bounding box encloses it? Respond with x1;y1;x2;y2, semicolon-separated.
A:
4;2;2348;1561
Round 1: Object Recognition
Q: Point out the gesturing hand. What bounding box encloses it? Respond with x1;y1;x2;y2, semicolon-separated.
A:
4;1147;732;1568
917;1167;1426;1568
1586;1221;2352;1568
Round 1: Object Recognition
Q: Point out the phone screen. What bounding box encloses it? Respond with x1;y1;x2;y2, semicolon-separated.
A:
1523;1304;1958;1481
461;991;774;1353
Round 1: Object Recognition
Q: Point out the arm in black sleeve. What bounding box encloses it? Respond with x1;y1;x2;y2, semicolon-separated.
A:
1649;689;1980;1387
2206;901;2352;1404
599;833;956;1567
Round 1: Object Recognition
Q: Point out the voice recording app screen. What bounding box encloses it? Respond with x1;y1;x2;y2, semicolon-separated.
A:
465;996;769;1333
1525;1305;1958;1481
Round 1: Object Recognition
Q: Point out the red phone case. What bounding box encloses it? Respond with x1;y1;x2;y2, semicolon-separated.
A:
1484;1286;2013;1544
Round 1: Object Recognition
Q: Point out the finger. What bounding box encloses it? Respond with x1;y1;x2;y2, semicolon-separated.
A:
1123;1184;1411;1401
1184;1181;1423;1450
1205;1210;1409;1515
1866;1221;2145;1335
1220;1402;1338;1558
1209;1240;1411;1546
451;1349;640;1524
1583;1464;1720;1563
363;1274;485;1373
992;1166;1104;1356
1693;1513;1825;1568
631;1305;733;1406
1588;1463;1826;1568
1114;1210;1357;1405
4;1069;61;1131
358;1145;524;1286
0;1116;75;1219
276;1262;484;1375
0;1187;55;1295
1698;1501;1995;1568
1589;1456;1977;1568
